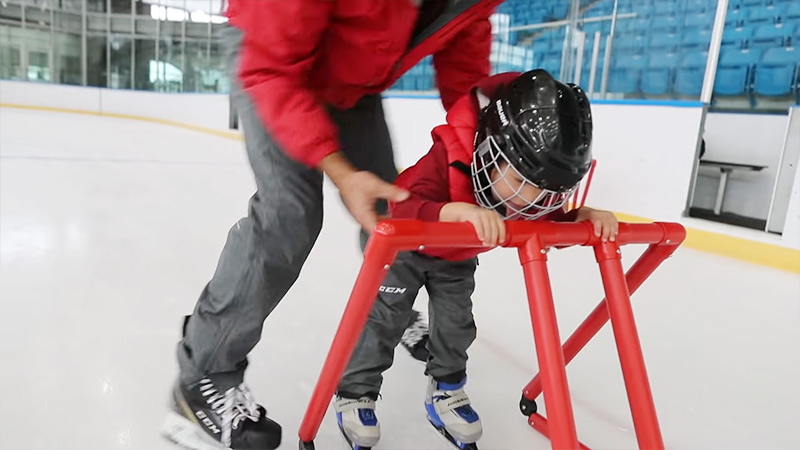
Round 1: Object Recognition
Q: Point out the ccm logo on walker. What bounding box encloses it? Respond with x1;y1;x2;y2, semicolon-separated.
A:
379;286;407;294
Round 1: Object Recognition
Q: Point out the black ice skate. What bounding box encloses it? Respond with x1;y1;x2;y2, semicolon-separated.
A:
162;378;281;450
401;310;430;363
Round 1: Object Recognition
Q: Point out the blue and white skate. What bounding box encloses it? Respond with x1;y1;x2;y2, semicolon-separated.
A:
424;376;481;450
334;396;380;450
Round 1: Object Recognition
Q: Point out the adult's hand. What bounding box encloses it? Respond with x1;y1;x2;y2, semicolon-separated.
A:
319;152;409;231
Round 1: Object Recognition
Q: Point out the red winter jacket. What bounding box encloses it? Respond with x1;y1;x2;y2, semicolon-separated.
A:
390;73;579;261
227;0;502;168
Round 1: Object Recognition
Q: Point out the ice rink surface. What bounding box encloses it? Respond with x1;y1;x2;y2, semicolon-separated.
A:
1;107;798;449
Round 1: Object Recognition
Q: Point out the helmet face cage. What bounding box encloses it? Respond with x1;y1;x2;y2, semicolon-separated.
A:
471;135;574;221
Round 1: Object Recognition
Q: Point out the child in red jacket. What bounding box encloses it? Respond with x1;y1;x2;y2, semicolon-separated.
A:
334;70;618;449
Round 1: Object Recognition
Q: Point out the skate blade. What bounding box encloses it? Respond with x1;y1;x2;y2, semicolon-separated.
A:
337;422;373;450
427;419;479;450
161;411;227;450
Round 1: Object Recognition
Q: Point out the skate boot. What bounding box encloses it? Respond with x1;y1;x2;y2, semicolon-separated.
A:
401;310;430;363
424;375;481;449
334;396;381;449
162;378;281;450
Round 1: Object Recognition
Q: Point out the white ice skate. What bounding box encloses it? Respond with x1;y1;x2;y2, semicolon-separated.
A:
334;396;380;449
424;375;482;449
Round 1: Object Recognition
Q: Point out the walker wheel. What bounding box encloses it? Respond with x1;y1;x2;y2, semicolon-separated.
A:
519;395;538;416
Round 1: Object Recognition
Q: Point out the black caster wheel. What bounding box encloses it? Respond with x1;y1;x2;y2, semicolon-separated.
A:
299;439;315;450
519;395;538;417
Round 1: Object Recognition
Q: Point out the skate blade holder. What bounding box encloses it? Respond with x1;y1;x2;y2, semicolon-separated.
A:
297;219;685;450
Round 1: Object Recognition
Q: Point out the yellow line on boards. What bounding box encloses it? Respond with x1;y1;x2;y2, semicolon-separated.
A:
0;102;243;141
615;212;800;274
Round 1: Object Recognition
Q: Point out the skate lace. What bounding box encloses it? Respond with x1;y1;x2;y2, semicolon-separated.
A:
400;314;428;347
199;379;261;447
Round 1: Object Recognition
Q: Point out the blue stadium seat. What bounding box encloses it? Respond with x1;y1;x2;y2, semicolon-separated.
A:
616;17;650;32
531;52;545;70
752;23;796;45
686;0;715;14
754;47;800;96
608;54;648;94
748;5;785;24
550;3;569;18
533;39;551;55
630;3;654;18
682;29;712;49
787;2;800;19
649;32;682;51
684;12;714;29
401;75;415;91
579;61;605;93
726;6;749;25
642;52;680;95
674;52;709;96
490;0;798;105
584;34;608;54
582;21;609;35
583;4;614;17
654;3;677;16
736;0;765;7
714;48;761;95
721;26;754;47
616;1;633;15
652;15;682;32
539;51;563;75
417;75;430;91
539;60;562;79
550;30;567;43
614;34;647;53
540;29;565;46
389;78;403;91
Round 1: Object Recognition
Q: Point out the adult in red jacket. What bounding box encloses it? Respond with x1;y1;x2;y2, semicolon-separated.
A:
165;2;501;450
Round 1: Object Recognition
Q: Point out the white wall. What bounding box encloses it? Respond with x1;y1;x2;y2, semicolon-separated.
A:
781;168;800;249
767;107;800;234
0;80;230;131
778;108;800;248
696;112;788;220
382;97;446;170
0;80;102;111
101;90;230;130
2;81;798;249
588;103;705;222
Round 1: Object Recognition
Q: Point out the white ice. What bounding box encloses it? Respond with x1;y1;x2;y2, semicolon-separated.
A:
1;107;799;450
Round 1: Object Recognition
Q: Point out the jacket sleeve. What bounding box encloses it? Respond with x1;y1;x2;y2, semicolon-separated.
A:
432;12;493;111
546;207;581;222
391;139;451;221
234;1;338;168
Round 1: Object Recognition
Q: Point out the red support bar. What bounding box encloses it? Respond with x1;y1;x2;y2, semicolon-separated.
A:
594;242;664;450
528;413;591;450
297;220;686;449
298;234;399;444
522;241;682;400
365;220;683;251
519;239;579;450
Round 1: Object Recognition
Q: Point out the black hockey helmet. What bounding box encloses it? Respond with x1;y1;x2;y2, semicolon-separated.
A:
471;69;593;219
